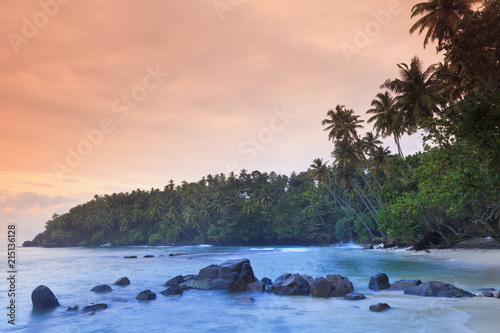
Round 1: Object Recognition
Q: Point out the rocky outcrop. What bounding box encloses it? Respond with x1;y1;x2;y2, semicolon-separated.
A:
31;285;60;312
344;292;365;300
311;277;331;298
113;277;131;286
404;281;473;298
136;289;156;301
82;303;108;313
91;284;112;293
369;303;391;312
22;240;35;247
389;280;421;290
369;273;391;291
270;273;311;296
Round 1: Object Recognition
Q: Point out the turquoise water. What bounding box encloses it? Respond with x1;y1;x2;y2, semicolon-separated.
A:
2;245;500;332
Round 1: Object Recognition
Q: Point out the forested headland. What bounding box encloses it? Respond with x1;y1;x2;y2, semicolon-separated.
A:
30;0;499;248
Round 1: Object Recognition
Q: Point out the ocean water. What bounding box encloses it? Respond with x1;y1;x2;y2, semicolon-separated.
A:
2;245;500;332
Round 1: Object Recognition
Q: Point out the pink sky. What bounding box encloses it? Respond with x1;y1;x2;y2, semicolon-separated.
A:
0;0;444;241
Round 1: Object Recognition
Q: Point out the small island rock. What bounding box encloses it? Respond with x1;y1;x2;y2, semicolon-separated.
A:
369;303;391;312
91;284;112;293
31;285;60;311
113;277;131;286
369;273;391;291
136;289;156;301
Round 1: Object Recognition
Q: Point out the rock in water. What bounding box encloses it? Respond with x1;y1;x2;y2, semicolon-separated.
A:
195;264;219;280
240;263;257;285
404;281;473;298
91;284;112;293
369;303;391;312
228;272;246;292
311;277;331;298
344;292;366;300
114;277;131;286
165;275;184;286
160;284;183;296
369;273;391;291
31;285;60;311
218;259;250;279
389;280;422;290
136;290;156;301
326;274;354;297
82;303;108;313
237;296;255;304
246;281;266;292
270;273;310;296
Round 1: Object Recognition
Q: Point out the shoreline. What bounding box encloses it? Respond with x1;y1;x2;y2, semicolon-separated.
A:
384;247;500;268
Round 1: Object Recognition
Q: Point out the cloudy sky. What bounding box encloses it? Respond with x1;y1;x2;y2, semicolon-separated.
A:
0;0;444;241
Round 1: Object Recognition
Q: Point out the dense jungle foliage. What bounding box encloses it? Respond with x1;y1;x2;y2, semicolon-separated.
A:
32;0;499;247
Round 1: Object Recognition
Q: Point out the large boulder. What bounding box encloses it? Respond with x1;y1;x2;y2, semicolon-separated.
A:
218;259;250;279
247;281;266;292
228;272;246;292
91;284;112;293
136;289;156;301
311;277;331;298
389;279;421;290
369;273;391;291
164;275;184;286
240;263;257;285
404;281;473;298
326;274;354;297
31;285;60;311
270;273;310;296
113;277;130;286
195;264;219;280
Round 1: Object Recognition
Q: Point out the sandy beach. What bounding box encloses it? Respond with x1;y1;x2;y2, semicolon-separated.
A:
386;247;500;268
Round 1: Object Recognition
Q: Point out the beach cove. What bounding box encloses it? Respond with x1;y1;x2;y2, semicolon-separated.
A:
3;244;499;332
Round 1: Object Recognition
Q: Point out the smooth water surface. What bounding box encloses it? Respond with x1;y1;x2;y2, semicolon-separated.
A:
2;245;500;332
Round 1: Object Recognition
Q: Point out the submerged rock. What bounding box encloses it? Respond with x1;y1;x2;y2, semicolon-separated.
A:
143;255;155;258
237;296;255;304
344;292;366;301
369;273;391;291
404;281;473;298
82;303;108;313
369;303;391;312
91;284;112;293
389;280;422;290
136;290;156;301
67;305;79;311
113;277;131;286
31;285;60;311
124;256;137;259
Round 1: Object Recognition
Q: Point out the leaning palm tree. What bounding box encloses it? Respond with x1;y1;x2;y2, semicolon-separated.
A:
410;0;483;48
367;91;405;157
381;56;443;134
361;132;383;156
322;105;364;143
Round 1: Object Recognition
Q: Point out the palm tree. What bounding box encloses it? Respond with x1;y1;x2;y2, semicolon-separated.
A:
410;0;482;48
367;91;405;157
369;146;392;177
361;132;383;156
381;56;443;134
322;105;364;143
